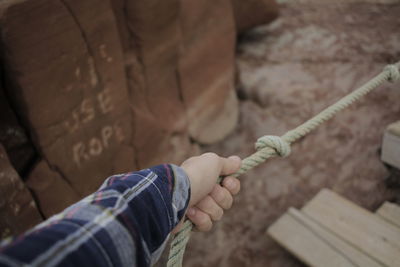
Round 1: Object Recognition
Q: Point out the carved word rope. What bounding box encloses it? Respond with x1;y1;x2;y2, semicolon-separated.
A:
167;62;400;267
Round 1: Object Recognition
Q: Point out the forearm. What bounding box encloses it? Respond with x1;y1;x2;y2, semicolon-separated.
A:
0;164;190;267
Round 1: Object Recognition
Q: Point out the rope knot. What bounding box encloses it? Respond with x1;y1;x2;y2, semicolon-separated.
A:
384;64;400;83
255;135;291;157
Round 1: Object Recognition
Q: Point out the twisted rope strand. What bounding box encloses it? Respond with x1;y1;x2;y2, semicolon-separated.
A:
167;62;400;267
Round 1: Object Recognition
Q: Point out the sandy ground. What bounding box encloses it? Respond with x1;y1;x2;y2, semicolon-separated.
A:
182;1;400;266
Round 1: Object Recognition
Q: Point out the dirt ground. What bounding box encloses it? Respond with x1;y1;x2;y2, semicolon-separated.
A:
182;1;400;266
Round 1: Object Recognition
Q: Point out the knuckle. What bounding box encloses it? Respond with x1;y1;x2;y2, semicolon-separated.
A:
225;195;233;209
212;185;234;209
197;211;210;225
221;190;233;209
198;196;214;211
196;214;212;231
214;208;223;221
223;177;240;195
213;186;226;203
199;196;224;221
199;221;212;232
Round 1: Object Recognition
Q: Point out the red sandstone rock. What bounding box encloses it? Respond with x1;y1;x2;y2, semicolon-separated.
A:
108;0;130;53
0;78;36;175
1;0;136;196
231;0;279;34
26;160;81;218
111;0;195;167
113;0;184;130
179;0;239;144
0;144;42;239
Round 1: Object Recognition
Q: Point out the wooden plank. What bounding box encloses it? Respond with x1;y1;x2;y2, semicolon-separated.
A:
288;208;383;267
387;121;400;137
381;131;400;169
268;212;357;267
302;189;400;267
376;202;400;228
381;121;400;169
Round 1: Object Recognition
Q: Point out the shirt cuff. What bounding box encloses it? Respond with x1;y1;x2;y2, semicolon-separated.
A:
169;164;191;226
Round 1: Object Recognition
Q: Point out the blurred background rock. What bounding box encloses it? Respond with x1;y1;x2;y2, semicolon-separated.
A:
1;0;400;266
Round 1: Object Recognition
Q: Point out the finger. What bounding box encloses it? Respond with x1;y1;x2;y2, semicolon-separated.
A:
222;176;241;195
186;207;213;232
221;155;242;175
196;196;224;221
171;218;184;234
210;184;233;210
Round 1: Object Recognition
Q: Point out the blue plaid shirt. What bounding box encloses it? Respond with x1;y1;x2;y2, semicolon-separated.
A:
0;164;190;267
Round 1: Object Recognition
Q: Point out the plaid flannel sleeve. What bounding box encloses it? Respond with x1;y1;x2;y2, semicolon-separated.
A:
0;164;190;267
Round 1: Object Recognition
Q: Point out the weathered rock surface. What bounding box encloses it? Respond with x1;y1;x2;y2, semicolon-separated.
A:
1;0;135;196
179;0;239;144
231;0;279;34
112;0;240;164
113;0;195;168
185;2;400;266
0;78;36;175
26;160;81;218
0;144;42;239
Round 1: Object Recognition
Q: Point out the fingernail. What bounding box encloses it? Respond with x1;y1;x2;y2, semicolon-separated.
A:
187;208;196;216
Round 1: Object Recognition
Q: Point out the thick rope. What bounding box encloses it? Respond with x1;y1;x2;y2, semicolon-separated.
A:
167;62;400;267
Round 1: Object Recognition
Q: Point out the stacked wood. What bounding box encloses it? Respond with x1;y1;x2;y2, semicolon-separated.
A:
376;201;400;228
381;121;400;169
268;189;400;267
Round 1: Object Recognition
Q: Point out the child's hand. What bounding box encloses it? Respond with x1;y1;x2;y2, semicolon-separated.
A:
175;153;241;232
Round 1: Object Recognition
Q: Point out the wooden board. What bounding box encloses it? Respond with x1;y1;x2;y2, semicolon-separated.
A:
268;208;382;267
302;189;400;267
268;212;355;267
376;201;400;228
381;120;400;169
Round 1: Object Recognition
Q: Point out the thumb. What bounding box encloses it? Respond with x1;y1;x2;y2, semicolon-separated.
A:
181;153;241;206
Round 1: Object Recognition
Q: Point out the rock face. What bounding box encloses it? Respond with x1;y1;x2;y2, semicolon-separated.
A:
179;0;239;144
0;144;42;239
26;161;81;217
111;0;195;167
1;0;135;197
231;0;280;34
0;78;36;175
185;1;400;267
0;0;279;232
